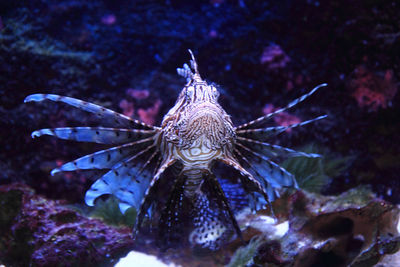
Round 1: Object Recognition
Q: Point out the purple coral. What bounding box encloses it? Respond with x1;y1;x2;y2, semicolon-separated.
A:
260;45;291;71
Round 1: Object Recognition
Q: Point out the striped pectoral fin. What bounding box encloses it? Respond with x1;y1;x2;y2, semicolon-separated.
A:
236;115;327;140
32;127;156;145
157;173;189;248
84;145;157;214
201;171;243;242
51;138;153;175
85;170;152;214
134;158;178;234
236;136;321;159
217;157;271;205
51;147;129;175
233;147;277;203
235;83;327;130
24;94;156;129
235;142;297;189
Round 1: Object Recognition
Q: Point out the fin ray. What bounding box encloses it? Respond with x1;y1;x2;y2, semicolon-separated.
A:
236;115;327;139
25;94;156;129
236;142;297;189
51;138;154;175
32;127;155;144
235;83;327;130
84;145;157;212
237;136;320;158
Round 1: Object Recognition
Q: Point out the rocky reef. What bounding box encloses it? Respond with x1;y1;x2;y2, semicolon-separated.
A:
0;183;134;266
1;183;399;266
229;187;400;266
1;0;399;266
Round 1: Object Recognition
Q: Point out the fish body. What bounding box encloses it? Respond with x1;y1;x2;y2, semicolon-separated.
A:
25;50;327;249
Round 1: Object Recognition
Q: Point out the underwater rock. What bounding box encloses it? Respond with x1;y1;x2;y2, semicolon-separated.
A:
0;183;134;266
228;187;400;267
1;184;399;267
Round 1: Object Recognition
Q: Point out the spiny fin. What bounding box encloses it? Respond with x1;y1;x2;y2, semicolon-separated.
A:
236;83;327;130
85;145;156;213
217;157;271;204
234;147;279;203
236;136;321;158
51;138;153;175
158;174;190;249
32;127;155;145
202;171;243;242
134;158;178;233
236;115;327;139
236;142;297;190
24;94;155;129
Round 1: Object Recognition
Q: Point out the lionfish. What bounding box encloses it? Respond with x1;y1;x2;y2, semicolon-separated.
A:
25;50;326;249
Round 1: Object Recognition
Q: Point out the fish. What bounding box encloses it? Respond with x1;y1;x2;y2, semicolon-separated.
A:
25;50;327;249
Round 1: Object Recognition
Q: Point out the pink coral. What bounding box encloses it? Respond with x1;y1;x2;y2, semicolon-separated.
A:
137;99;162;125
260;45;291;71
119;99;134;117
349;65;398;111
126;88;150;100
263;104;301;132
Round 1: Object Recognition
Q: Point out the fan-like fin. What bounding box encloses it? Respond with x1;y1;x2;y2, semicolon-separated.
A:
236;115;327;140
236;136;320;159
24;94;156;129
158;173;190;249
217;157;270;203
202;171;243;242
236;83;327;130
134;157;178;233
157;170;243;250
51;137;154;175
31;127;155;145
233;147;278;203
236;142;297;189
84;145;156;213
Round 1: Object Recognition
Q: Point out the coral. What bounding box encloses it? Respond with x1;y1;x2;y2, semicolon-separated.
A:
262;104;301;132
119;99;135;117
0;183;134;266
349;65;398;111
230;187;400;266
137;99;162;125
260;45;291;71
1;0;399;265
126;88;150;100
227;237;265;267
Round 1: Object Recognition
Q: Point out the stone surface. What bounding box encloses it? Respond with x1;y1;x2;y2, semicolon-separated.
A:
0;183;134;266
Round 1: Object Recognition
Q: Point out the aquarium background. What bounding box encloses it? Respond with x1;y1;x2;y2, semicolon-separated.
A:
1;0;399;266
